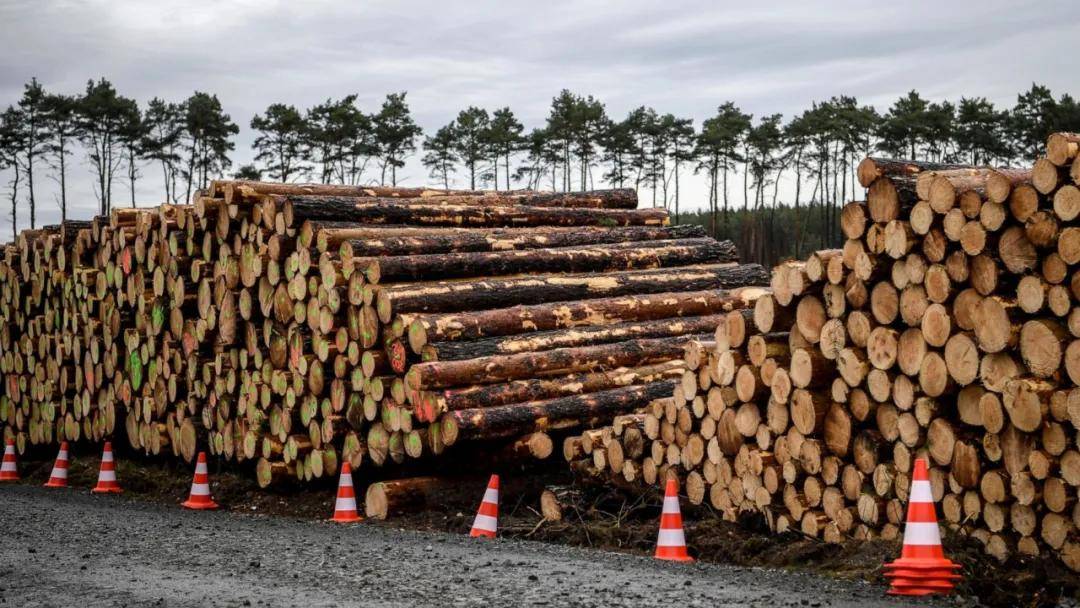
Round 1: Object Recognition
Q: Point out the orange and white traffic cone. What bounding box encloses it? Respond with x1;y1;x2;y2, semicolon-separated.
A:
884;458;961;596
469;474;499;538
90;441;122;494
330;461;361;522
44;441;70;488
181;452;219;510
0;438;18;482
654;477;694;562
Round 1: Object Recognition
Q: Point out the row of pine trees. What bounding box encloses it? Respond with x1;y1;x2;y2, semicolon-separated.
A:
1;78;1079;263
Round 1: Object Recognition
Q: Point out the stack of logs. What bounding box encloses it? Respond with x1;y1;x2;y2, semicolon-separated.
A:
0;180;769;493
566;133;1080;572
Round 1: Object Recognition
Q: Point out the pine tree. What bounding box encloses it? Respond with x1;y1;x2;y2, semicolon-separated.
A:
251;103;308;183
41;93;79;221
305;96;374;184
570;95;609;191
514;128;561;191
877;90;930;159
372;92;422;186
451;107;490;189
16;78;46;228
1009;84;1058;162
141;98;185;203
421;124;458;189
78;78;139;214
181;91;238;201
120;102;146;208
623;106;659;197
695;102;751;234
599;118;634;189
486;108;523;190
665;115;695;223
233;164;262;180
0;107;25;238
955;97;1009;165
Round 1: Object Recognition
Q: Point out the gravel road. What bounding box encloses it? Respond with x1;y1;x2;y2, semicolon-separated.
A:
0;486;941;607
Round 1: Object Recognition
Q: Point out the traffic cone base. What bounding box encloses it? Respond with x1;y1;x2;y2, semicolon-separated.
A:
0;439;19;482
884;458;960;596
181;498;219;509
330;462;361;523
91;441;123;494
654;477;693;562
181;452;219;510
469;474;499;538
44;442;70;488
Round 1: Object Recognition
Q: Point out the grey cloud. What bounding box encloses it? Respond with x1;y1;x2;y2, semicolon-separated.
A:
0;0;1078;228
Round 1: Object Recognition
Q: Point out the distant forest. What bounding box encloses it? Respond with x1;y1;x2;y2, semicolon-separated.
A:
2;78;1079;264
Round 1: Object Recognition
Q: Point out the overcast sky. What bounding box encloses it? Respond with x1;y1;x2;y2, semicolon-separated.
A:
1;0;1078;229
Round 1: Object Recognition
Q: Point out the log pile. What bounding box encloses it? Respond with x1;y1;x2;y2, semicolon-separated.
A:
566;134;1080;572
0;181;769;492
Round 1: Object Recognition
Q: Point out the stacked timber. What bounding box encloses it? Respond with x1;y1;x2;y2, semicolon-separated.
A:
0;181;769;493
567;134;1080;573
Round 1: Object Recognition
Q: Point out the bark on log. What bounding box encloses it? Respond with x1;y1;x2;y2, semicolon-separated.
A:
378;263;767;318
422;314;727;361
441;381;676;444
421;360;686;415
361;238;736;282
337;224;706;257
364;476;481;519
856;158;971;189
407;335;706;389
217;180;483;204
279;196;668;229
406;287;767;351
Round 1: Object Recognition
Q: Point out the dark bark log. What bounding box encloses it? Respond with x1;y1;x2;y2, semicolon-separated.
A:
377;263;767;319
856;157;973;188
337;224;706;257
361;238;736;282
440;381;676;444
310;223;700;253
407;334;708;389
405;286;768;351
364;476;477;519
423;314;728;361
229;183;635;207
217;180;485;203
279;196;667;229
418;360;685;418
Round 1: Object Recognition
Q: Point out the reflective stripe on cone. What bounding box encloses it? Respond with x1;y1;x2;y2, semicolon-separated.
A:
91;442;122;494
470;474;499;538
330;461;361;522
0;438;19;481
182;452;220;510
884;458;961;596
44;442;70;488
654;477;693;562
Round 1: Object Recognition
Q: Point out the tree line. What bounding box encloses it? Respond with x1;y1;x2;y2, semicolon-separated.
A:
2;78;1079;264
0;78;239;230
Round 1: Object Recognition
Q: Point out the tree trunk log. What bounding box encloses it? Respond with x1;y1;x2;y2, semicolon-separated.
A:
422;314;727;361
376;263;767;318
337;224;706;257
407;335;706;389
405;287;767;351
441;381;675;444
279;196;668;229
360;238;737;282
420;360;686;417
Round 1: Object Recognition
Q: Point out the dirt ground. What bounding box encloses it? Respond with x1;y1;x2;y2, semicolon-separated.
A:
6;446;1077;607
